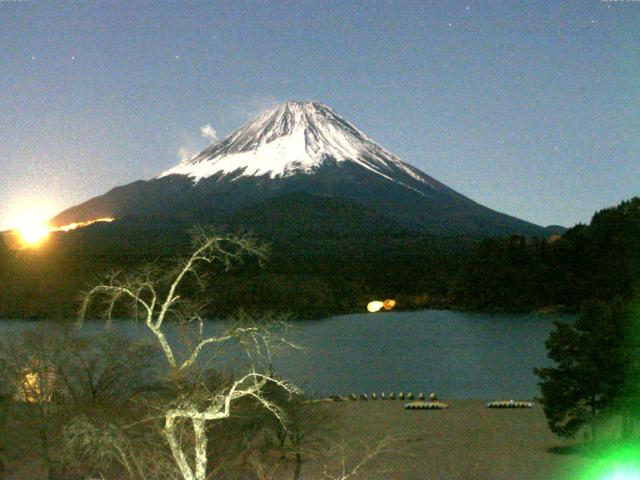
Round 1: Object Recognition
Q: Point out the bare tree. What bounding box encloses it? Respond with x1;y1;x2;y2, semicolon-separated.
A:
0;324;157;480
259;393;333;480
321;435;397;480
79;229;299;480
0;330;62;479
249;432;397;480
62;413;178;480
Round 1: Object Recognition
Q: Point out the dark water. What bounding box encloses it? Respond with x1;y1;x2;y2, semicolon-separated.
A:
272;310;566;399
0;310;568;399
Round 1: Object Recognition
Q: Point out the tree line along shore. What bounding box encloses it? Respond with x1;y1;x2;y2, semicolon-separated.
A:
1;197;638;320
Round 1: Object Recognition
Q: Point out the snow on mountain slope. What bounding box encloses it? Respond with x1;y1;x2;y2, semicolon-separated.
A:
159;101;440;194
51;100;548;237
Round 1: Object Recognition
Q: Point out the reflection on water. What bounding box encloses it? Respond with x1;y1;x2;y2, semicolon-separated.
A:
0;310;569;399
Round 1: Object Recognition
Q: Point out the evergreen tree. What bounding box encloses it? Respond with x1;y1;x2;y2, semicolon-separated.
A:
535;298;639;439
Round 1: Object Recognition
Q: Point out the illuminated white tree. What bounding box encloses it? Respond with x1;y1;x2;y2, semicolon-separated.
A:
80;229;299;480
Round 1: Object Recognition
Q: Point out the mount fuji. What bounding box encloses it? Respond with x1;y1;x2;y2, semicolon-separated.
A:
52;101;547;237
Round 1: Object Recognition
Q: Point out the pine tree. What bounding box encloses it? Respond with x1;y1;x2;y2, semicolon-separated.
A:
535;298;639;439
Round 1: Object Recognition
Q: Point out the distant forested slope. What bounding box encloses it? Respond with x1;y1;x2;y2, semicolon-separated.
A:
1;197;637;319
450;197;640;311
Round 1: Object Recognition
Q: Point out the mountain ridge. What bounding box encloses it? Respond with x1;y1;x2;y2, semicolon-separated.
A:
158;101;448;198
52;101;549;237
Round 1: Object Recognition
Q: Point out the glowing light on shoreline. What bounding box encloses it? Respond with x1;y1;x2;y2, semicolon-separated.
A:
383;299;397;310
367;299;397;313
367;301;384;313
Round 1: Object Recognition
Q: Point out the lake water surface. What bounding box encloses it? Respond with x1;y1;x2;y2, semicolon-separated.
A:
0;310;568;399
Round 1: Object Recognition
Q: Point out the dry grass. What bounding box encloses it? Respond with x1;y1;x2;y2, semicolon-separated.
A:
292;399;597;480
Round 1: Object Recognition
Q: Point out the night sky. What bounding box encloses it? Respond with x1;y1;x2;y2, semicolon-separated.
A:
1;0;638;230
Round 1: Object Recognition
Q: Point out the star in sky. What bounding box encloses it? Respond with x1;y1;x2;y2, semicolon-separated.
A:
2;1;638;230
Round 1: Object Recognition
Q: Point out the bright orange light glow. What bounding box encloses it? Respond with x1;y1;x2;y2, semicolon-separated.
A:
367;301;384;313
7;217;115;249
54;217;114;232
15;364;58;403
16;219;50;247
383;299;397;310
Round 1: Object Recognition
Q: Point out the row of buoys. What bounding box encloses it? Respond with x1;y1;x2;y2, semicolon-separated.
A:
405;401;449;410
320;395;534;410
366;299;397;313
486;400;534;409
347;392;437;401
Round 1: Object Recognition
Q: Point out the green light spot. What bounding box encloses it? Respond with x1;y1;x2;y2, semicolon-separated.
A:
602;466;640;480
577;443;640;480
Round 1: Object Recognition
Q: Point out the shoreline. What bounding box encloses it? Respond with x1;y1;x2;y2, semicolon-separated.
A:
0;303;577;323
294;399;594;480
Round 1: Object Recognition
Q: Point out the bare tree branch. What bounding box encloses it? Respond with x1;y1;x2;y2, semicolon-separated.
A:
322;435;397;480
78;230;294;480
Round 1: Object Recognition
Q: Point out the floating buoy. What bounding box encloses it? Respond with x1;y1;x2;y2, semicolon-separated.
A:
405;401;449;410
486;400;534;409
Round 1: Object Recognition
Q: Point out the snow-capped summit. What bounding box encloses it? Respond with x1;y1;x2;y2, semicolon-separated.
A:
159;101;436;193
52;100;548;237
